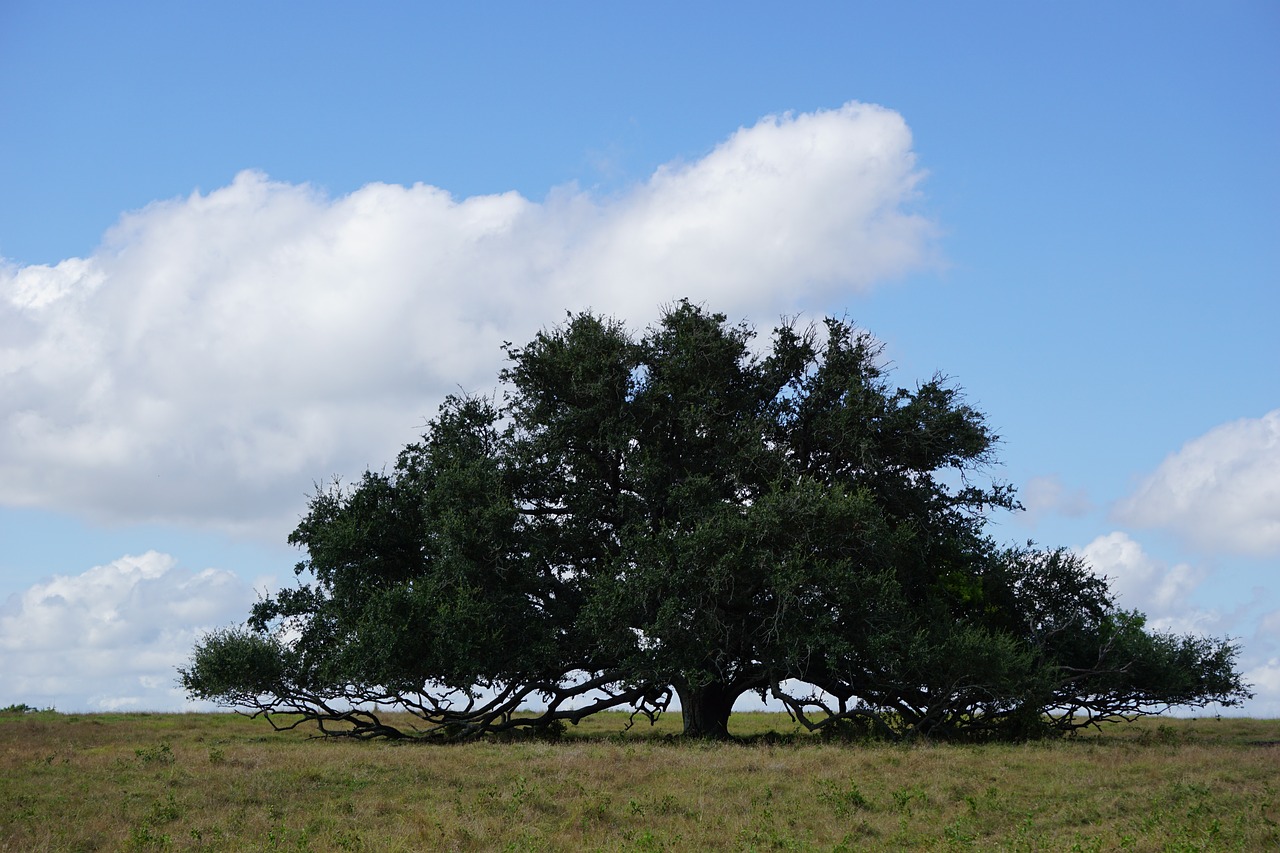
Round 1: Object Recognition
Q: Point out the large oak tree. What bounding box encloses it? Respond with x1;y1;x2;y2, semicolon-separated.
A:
182;302;1249;740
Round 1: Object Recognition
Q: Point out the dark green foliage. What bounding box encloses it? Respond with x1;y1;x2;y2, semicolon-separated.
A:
182;301;1250;740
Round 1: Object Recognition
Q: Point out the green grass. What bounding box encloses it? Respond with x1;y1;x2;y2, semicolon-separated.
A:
1;710;1276;851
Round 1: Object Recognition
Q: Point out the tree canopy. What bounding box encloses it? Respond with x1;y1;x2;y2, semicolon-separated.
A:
182;301;1250;740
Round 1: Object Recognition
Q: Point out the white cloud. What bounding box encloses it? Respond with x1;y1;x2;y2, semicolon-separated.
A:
1226;611;1280;716
0;552;262;712
1015;474;1092;526
1241;658;1280;718
1114;410;1280;557
1074;532;1280;716
1077;531;1209;632
0;101;934;535
1259;608;1280;638
560;104;935;320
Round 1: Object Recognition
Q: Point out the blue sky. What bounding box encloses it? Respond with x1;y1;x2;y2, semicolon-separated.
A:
1;1;1277;714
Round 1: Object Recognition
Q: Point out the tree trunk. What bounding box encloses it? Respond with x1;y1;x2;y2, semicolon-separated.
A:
677;680;738;739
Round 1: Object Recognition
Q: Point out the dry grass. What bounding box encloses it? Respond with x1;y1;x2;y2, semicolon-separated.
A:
1;710;1276;851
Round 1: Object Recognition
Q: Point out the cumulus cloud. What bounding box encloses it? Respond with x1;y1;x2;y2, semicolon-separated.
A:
0;552;263;711
1077;531;1210;632
1015;474;1092;526
1114;410;1280;557
0;101;934;535
1238;609;1280;715
1241;659;1280;717
1074;532;1280;714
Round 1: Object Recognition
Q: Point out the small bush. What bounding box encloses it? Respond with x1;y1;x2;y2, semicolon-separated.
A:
135;743;175;765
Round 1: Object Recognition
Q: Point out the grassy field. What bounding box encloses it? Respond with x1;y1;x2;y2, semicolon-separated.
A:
1;709;1276;851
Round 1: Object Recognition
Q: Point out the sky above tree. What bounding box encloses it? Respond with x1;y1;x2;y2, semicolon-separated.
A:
1;1;1277;715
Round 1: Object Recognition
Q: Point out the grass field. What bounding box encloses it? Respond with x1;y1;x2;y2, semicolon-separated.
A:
1;709;1276;851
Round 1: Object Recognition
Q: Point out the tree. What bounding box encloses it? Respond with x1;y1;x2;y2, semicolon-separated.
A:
182;301;1250;740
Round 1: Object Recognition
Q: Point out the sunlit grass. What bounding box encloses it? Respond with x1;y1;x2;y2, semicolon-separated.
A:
1;710;1276;850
